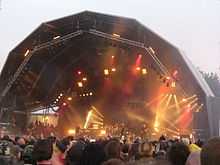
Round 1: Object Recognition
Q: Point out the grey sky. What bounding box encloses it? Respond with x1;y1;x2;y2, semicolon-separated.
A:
0;0;220;75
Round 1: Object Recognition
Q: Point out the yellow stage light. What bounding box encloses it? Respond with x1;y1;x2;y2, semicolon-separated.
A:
136;67;141;71
82;77;87;81
104;69;109;75
84;110;93;129
142;68;147;75
89;92;93;96
78;82;83;88
113;33;120;37
24;49;30;57
53;36;60;40
182;98;187;102
111;68;116;72
83;94;85;97
100;130;106;135
68;129;76;135
86;93;89;96
171;82;176;88
67;97;72;101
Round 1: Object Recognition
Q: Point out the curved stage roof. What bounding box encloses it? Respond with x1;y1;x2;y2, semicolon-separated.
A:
0;11;216;138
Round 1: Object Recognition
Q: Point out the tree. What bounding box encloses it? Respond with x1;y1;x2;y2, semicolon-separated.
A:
200;71;220;97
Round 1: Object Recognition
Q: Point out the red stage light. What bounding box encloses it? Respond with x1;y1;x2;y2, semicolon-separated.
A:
62;102;67;106
77;71;82;75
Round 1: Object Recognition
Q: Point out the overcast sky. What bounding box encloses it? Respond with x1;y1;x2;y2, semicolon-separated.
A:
0;0;220;75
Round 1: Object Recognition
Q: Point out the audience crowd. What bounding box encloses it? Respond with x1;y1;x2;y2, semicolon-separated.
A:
0;133;219;165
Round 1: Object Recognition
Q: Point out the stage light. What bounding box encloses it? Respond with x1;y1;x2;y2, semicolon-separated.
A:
24;49;30;57
77;71;82;75
171;82;176;88
111;56;115;58
60;93;63;96
84;110;93;129
77;82;83;88
68;129;76;135
100;130;106;136
53;35;60;40
89;92;93;96
148;46;155;54
182;98;187;102
56;99;59;102
79;94;82;97
136;67;141;71
113;33;120;37
111;68;116;72
142;68;147;75
86;93;89;96
104;69;109;75
82;77;87;81
58;96;61;99
54;101;57;104
83;94;85;97
166;76;171;80
62;102;67;106
67;97;72;101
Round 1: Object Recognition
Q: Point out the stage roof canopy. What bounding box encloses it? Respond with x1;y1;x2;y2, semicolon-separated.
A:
0;11;214;111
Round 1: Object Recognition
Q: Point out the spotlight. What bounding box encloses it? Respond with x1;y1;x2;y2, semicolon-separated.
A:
100;130;106;136
104;69;109;75
83;94;85;97
171;82;176;88
166;76;171;80
77;71;82;75
56;99;59;102
54;101;57;104
24;49;30;57
82;77;87;81
58;96;61;99
67;97;72;101
79;94;82;97
142;68;147;75
86;93;89;96
78;82;83;88
111;56;115;58
182;98;187;102
53;36;60;40
60;93;63;96
68;129;76;135
111;68;116;72
113;33;120;37
89;92;93;96
136;67;141;71
62;102;67;106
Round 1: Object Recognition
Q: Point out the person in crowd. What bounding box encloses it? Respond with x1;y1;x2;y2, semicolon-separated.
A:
200;137;220;165
32;139;53;165
65;140;86;165
133;141;154;164
80;142;106;165
167;142;190;165
102;158;125;165
15;136;26;149
185;151;201;165
104;139;121;160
